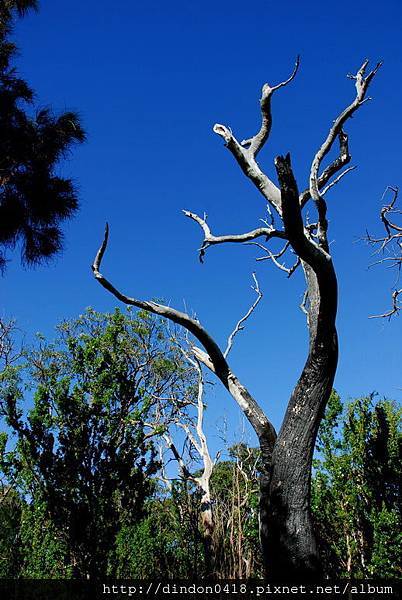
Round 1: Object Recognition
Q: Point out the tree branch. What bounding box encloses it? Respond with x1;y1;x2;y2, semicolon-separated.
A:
163;431;196;482
224;273;263;358
183;210;286;262
299;130;351;208
275;154;329;268
369;288;401;320
320;166;357;196
92;223;228;376
380;187;402;236
310;60;382;197
213;58;300;216
213;123;282;214
366;187;402;319
242;56;300;157
309;60;382;249
92;225;277;450
247;240;301;275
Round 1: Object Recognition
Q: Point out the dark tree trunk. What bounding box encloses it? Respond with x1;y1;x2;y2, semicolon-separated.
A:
259;256;338;579
259;156;339;580
265;334;338;579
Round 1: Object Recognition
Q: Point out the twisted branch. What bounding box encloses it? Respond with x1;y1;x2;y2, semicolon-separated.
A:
242;56;300;157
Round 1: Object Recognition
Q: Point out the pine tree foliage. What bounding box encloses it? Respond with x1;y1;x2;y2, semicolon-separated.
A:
0;0;85;270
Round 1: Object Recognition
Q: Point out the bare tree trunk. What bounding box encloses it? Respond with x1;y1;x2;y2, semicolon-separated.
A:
258;321;338;578
264;330;338;578
256;157;339;580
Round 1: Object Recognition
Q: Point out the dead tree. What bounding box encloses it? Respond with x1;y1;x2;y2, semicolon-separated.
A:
157;348;217;574
92;59;381;579
366;186;402;318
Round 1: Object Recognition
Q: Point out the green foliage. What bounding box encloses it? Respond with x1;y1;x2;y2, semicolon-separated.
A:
19;500;72;578
113;491;204;578
114;444;264;580
2;313;399;583
0;307;194;578
311;391;401;578
0;484;22;576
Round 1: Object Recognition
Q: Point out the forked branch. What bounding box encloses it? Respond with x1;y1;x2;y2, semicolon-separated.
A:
183;210;287;262
369;288;401;320
213;58;300;216
309;60;382;249
320;166;357;196
275;154;329;268
366;187;402;319
310;60;382;201
299;131;352;207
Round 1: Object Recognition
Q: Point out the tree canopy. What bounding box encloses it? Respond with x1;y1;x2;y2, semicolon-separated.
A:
311;392;401;578
0;308;196;577
0;0;85;271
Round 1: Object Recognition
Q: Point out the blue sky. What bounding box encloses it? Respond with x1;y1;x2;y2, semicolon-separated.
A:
2;0;401;447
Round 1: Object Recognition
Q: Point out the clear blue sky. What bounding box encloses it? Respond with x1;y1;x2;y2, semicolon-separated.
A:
2;0;401;447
